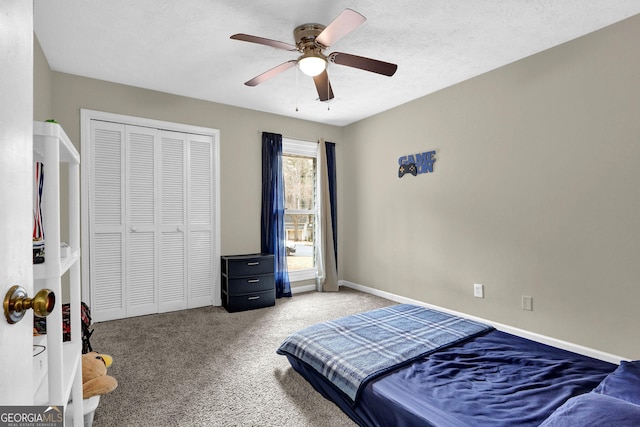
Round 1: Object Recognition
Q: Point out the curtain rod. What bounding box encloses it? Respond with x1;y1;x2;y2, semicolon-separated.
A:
257;130;320;143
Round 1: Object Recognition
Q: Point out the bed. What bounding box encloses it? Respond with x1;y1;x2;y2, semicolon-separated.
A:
277;304;640;426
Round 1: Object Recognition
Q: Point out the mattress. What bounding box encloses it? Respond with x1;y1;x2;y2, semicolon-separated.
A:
277;304;494;402
282;329;616;427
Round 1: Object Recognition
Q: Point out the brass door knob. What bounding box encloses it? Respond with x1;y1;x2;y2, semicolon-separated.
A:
3;285;55;324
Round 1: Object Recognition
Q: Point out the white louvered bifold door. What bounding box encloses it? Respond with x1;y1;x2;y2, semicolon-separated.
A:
126;126;159;317
187;133;214;308
88;117;218;321
159;132;188;312
90;121;127;321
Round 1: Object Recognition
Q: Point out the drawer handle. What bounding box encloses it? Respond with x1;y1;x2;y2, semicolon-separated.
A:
247;296;261;300
247;279;260;283
247;262;260;266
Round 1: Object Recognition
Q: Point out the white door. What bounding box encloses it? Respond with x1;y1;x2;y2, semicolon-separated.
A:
89;121;127;320
127;125;160;317
187;134;215;308
85;114;219;321
0;0;34;404
159;132;188;312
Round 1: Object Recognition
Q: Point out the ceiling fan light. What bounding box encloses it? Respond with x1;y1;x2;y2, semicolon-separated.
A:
298;54;326;77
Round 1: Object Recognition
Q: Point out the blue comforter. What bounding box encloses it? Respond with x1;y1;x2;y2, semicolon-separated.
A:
276;304;493;402
360;330;617;426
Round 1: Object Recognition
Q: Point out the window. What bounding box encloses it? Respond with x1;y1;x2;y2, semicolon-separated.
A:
283;138;318;281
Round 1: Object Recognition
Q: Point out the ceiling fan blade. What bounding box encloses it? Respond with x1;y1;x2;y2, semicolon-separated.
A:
230;33;297;51
313;70;334;102
315;8;366;48
244;60;297;87
328;52;397;76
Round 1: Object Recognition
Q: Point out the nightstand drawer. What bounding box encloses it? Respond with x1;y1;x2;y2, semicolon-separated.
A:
223;254;274;277
225;274;275;295
224;289;275;312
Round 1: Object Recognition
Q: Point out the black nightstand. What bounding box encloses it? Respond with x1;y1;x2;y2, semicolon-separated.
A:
221;253;275;312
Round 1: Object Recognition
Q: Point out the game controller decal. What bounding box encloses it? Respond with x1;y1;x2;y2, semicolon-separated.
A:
398;150;436;178
398;163;417;177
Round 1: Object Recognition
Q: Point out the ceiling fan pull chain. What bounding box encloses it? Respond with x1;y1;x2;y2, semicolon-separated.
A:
295;67;299;112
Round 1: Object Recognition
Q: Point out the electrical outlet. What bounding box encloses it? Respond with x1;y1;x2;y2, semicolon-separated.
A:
473;283;484;298
522;295;533;311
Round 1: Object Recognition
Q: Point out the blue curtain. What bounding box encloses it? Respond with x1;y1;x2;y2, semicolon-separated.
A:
326;142;338;267
261;132;292;298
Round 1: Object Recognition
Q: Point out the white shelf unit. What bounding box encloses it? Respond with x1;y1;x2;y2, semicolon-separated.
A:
33;121;84;426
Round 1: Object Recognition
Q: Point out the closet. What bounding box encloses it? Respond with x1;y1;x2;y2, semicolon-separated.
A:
82;111;219;321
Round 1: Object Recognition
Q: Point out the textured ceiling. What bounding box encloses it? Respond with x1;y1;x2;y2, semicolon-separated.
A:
34;1;640;127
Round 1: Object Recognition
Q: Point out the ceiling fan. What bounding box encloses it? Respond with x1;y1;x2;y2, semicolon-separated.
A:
230;8;398;102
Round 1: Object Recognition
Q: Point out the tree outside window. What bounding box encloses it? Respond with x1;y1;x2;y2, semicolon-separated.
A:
283;154;316;272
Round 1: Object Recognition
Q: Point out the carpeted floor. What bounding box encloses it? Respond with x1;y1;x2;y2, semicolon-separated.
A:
90;287;394;427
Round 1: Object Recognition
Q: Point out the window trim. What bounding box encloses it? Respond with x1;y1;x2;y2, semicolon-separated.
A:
282;138;318;282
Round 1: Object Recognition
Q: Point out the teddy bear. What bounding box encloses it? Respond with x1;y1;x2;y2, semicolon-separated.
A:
82;352;118;399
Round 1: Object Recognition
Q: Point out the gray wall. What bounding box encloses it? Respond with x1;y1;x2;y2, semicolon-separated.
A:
33;36;52;121
342;15;640;359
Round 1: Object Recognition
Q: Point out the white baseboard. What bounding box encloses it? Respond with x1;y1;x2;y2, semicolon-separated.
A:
339;280;625;364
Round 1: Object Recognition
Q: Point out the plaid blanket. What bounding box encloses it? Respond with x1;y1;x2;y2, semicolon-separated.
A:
277;304;494;403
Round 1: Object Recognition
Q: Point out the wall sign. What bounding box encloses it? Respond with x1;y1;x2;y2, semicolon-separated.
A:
398;150;436;178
